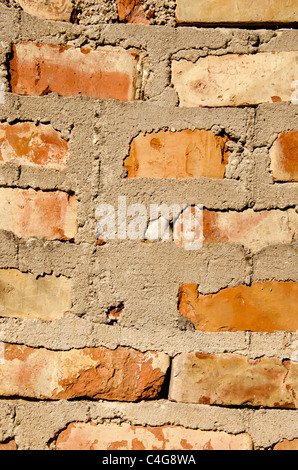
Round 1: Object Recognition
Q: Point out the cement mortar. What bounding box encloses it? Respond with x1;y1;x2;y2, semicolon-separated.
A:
0;3;297;450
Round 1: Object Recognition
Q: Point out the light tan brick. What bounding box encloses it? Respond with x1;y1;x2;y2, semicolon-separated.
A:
169;353;298;408
0;269;71;321
176;0;298;24
15;0;73;22
173;207;298;253
172;52;298;107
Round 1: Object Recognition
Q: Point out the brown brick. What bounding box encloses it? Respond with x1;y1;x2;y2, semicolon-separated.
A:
176;0;298;24
0;188;77;240
15;0;73;22
0;269;72;321
0;344;170;400
56;422;253;450
172;52;298;107
178;281;298;333
270;131;298;182
0;122;68;170
124;130;230;178
10;42;140;101
169;353;298;408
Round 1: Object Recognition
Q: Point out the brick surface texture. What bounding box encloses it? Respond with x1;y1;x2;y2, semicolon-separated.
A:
0;122;69;169
0;0;297;451
56;422;253;450
176;0;298;25
10;43;140;101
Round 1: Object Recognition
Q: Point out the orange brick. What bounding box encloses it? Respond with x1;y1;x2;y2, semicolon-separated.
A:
0;188;77;240
0;122;68;170
178;281;298;333
117;0;150;24
10;42;140;101
124;130;230;178
0;344;170;400
274;439;298;450
0;440;18;450
15;0;73;22
169;353;298;408
56;422;253;450
270;131;298;182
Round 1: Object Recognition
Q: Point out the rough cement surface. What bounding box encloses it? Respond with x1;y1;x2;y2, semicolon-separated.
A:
0;3;297;450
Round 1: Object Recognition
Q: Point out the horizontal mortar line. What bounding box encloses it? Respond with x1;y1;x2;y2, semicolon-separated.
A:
0;396;297;413
0;332;294;358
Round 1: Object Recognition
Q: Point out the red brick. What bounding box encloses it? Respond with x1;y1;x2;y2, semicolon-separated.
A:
270;131;298;182
169;353;298;408
15;0;73;22
0;122;68;170
10;42;140;101
178;281;298;333
0;344;170;400
124;130;230;178
0;188;77;240
56;422;253;450
117;0;150;24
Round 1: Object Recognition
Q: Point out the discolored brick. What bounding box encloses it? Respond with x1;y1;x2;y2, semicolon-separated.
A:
56;421;253;450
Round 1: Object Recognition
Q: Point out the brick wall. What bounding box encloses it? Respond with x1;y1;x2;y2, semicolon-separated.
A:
0;0;297;451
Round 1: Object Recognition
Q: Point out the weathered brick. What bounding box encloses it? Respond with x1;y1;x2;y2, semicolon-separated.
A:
274;439;298;450
270;131;298;182
0;122;69;170
178;281;298;333
173;207;298;252
0;188;77;240
117;0;150;24
0;440;17;450
0;269;71;321
15;0;73;22
176;0;298;24
0;344;170;400
56;422;253;450
169;353;298;408
10;42;140;101
172;52;298;107
124;130;230;178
